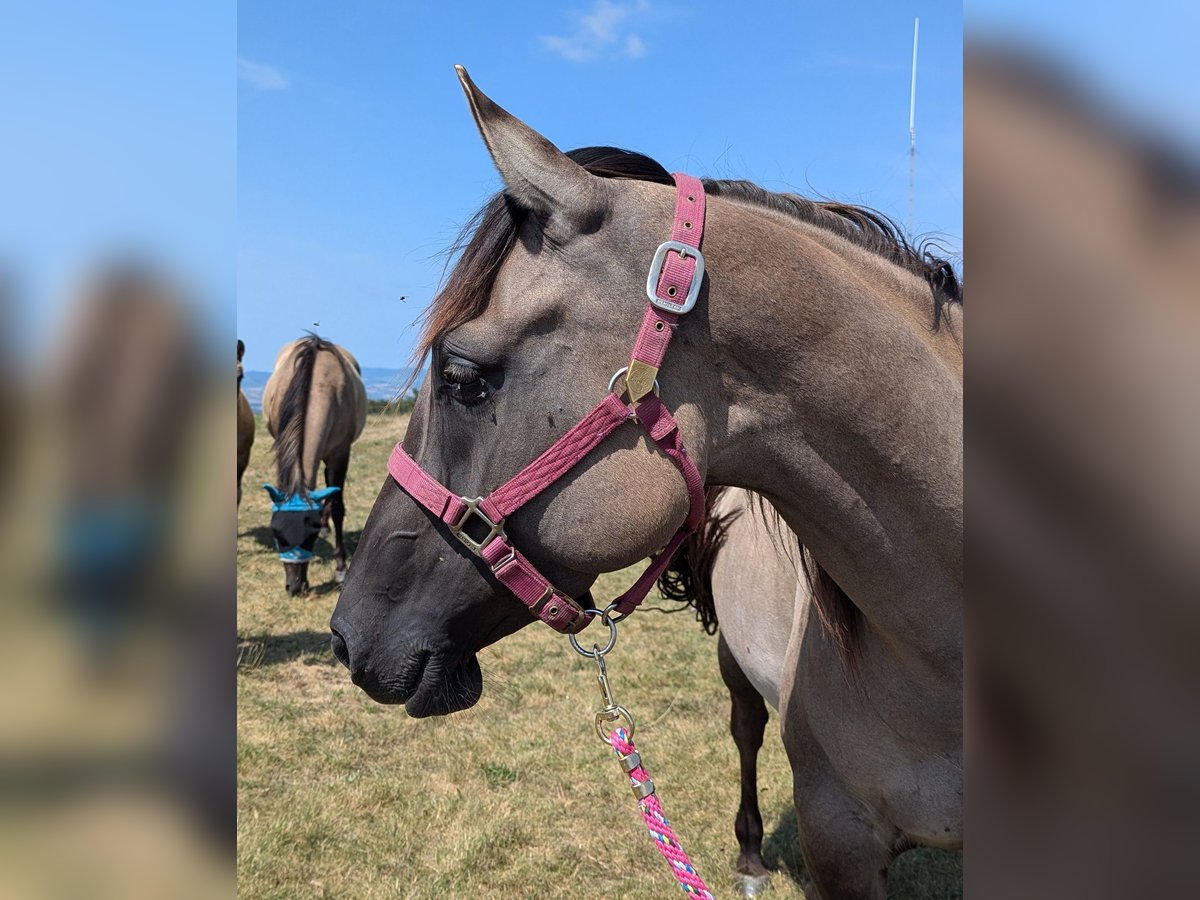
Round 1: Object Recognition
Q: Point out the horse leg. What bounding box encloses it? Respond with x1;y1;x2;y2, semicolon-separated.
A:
718;632;771;897
324;450;350;583
782;709;896;900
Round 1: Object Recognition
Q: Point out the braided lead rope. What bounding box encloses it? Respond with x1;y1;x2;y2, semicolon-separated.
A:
610;727;716;899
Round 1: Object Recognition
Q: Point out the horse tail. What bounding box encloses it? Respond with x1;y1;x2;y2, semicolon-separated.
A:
737;493;865;670
800;552;862;668
273;333;329;499
657;487;742;635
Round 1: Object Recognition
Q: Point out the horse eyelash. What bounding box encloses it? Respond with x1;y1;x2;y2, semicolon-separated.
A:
442;362;474;383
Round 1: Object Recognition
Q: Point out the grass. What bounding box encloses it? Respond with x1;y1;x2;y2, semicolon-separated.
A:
237;413;962;899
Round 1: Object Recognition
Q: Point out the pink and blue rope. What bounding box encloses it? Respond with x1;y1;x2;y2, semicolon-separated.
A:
610;727;715;899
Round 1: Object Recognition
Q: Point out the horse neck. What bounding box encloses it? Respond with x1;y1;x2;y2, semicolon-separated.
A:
700;202;962;661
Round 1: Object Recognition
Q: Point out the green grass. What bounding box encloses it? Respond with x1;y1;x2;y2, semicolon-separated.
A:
238;413;961;898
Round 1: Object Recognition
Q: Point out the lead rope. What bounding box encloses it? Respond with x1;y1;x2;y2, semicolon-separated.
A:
609;727;716;899
571;605;716;899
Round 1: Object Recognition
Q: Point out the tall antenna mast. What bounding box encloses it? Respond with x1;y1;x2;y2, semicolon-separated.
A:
908;16;920;238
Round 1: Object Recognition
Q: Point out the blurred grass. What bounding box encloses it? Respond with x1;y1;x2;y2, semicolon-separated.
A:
237;413;961;899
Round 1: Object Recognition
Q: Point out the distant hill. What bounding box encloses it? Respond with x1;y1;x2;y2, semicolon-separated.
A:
241;367;419;412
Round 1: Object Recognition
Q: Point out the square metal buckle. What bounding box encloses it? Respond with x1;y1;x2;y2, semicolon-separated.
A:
448;497;506;556
645;240;705;314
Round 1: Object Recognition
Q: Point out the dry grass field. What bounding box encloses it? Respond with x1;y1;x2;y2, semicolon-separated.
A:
237;412;962;899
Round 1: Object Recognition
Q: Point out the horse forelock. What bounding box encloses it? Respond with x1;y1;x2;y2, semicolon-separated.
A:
412;147;672;373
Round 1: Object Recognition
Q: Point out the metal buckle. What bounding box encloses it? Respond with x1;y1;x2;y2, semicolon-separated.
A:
448;497;506;556
645;240;704;314
608;366;660;399
488;544;516;573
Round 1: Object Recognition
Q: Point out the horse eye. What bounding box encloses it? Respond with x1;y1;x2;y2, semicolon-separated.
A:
439;355;491;407
442;359;480;385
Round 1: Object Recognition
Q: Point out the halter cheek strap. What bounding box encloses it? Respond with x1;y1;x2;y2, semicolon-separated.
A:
388;173;707;635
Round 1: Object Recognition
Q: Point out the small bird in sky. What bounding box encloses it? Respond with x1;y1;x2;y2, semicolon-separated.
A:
313;321;320;327
399;295;406;303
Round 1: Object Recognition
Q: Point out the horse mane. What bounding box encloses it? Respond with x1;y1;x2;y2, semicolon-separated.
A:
657;487;742;635
423;145;956;664
273;332;331;499
702;181;962;329
415;145;962;362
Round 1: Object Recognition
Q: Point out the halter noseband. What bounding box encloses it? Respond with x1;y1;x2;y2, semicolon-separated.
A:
387;174;708;634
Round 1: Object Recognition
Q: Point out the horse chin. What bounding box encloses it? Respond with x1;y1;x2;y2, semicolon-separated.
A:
282;559;312;596
349;644;484;716
403;654;483;718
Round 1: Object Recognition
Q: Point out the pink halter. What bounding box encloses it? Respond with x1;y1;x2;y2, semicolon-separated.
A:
387;174;708;634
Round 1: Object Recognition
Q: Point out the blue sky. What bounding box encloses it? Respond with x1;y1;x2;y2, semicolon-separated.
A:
238;1;962;371
3;2;235;352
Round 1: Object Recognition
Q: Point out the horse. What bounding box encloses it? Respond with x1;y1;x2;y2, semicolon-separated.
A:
262;334;366;596
664;488;964;896
237;339;255;505
657;486;795;896
331;68;962;900
44;262;203;657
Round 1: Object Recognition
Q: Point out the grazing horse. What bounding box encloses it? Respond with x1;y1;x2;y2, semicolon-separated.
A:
237;339;255;505
263;334;366;596
332;69;962;900
46;263;203;656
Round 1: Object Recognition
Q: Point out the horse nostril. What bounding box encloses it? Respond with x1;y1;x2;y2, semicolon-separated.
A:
330;629;351;669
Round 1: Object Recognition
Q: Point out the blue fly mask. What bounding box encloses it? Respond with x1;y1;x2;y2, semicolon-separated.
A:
263;484;341;562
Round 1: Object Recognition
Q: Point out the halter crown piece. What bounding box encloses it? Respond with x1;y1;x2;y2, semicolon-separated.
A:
387;174;708;634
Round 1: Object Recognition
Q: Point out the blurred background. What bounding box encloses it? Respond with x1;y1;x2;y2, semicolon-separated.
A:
0;1;1196;898
0;3;234;898
966;2;1200;899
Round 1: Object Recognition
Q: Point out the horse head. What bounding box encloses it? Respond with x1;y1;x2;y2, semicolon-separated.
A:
331;69;709;715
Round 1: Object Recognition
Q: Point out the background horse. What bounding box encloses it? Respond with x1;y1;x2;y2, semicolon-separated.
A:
46;263;204;658
263;334;366;596
663;489;964;897
659;487;794;897
237;339;254;505
333;69;962;900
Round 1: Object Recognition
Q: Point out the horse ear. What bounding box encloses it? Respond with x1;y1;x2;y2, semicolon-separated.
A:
310;486;341;501
262;483;284;504
237;339;245;362
455;65;605;233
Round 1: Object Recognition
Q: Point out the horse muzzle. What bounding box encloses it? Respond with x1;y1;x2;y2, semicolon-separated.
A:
330;617;483;715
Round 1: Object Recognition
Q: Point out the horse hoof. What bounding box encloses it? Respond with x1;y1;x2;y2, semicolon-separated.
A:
734;873;770;897
334;568;346;585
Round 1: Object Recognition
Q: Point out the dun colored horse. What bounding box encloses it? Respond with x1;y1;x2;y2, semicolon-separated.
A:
657;487;795;896
46;263;203;656
332;69;962;900
263;334;366;595
663;489;963;896
237;339;254;505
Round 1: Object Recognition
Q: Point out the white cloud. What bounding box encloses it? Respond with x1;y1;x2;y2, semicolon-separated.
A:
540;1;651;63
238;57;289;92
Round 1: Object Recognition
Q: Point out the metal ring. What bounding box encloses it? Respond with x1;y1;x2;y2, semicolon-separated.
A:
607;366;660;397
568;608;618;657
606;605;631;624
596;706;635;745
